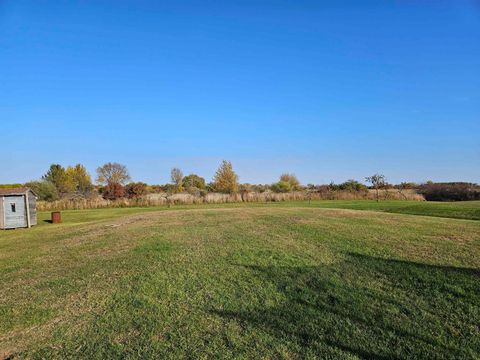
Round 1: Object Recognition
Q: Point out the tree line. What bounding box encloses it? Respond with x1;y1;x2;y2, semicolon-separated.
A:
24;160;242;201
15;161;479;202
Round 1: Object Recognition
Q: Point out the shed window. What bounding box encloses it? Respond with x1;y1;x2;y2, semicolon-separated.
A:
11;203;16;212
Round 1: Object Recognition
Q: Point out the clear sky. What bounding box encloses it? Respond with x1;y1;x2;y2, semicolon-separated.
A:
1;1;479;185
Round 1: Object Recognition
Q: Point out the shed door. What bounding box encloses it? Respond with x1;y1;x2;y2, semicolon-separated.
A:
4;196;27;228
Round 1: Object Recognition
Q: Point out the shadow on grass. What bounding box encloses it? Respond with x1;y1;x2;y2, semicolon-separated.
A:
212;253;479;359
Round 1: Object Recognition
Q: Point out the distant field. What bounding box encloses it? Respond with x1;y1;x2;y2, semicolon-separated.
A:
1;201;479;358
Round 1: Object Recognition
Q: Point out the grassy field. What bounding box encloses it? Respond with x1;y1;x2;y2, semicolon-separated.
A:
33;199;480;224
1;201;479;359
304;200;480;220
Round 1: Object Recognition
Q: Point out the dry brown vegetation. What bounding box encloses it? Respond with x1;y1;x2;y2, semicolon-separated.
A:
37;189;424;211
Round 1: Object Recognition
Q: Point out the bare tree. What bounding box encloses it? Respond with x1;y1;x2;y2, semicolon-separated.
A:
397;182;408;200
170;167;184;193
365;173;386;202
96;162;131;186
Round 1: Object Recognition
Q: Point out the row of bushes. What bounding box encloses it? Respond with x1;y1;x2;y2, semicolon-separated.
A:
418;183;480;201
37;189;424;211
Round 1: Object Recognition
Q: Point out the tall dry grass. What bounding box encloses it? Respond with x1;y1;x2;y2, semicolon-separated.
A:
37;189;424;211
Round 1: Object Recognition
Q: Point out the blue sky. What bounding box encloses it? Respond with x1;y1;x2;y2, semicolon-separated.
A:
1;1;479;185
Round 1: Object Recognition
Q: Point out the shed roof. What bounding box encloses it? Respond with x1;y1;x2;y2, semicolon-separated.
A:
0;187;37;196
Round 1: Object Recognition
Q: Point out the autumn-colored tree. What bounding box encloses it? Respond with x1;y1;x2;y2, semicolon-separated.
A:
170;168;184;193
271;173;301;193
270;180;291;193
96;163;130;200
96;163;131;186
42;164;75;194
66;164;93;195
125;182;148;198
102;183;125;200
183;174;206;190
212;160;239;194
279;173;301;191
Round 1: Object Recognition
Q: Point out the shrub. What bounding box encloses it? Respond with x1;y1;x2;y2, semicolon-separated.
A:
24;180;60;201
250;184;269;193
162;184;177;195
418;182;480;201
397;182;417;190
271;181;292;193
125;182;148;198
149;184;169;193
279;173;301;191
239;183;253;194
183;174;206;190
102;183;125;200
337;179;368;192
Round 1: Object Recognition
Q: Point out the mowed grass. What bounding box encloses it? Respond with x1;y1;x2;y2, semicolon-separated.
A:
34;199;480;224
300;200;480;220
0;202;479;359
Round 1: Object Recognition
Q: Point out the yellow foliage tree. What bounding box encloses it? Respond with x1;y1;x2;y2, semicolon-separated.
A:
279;173;301;191
66;164;93;195
212;160;239;194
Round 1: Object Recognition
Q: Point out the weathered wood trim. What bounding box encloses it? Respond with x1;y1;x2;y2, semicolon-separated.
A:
1;197;5;229
25;192;31;228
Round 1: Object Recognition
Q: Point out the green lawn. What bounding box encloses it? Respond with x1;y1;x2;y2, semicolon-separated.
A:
35;199;480;225
1;201;479;359
300;200;480;220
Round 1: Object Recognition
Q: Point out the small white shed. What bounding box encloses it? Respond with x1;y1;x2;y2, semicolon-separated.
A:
0;188;37;229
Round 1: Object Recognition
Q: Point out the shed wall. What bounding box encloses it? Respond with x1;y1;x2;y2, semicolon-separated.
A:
4;195;27;229
28;192;37;226
0;197;4;229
